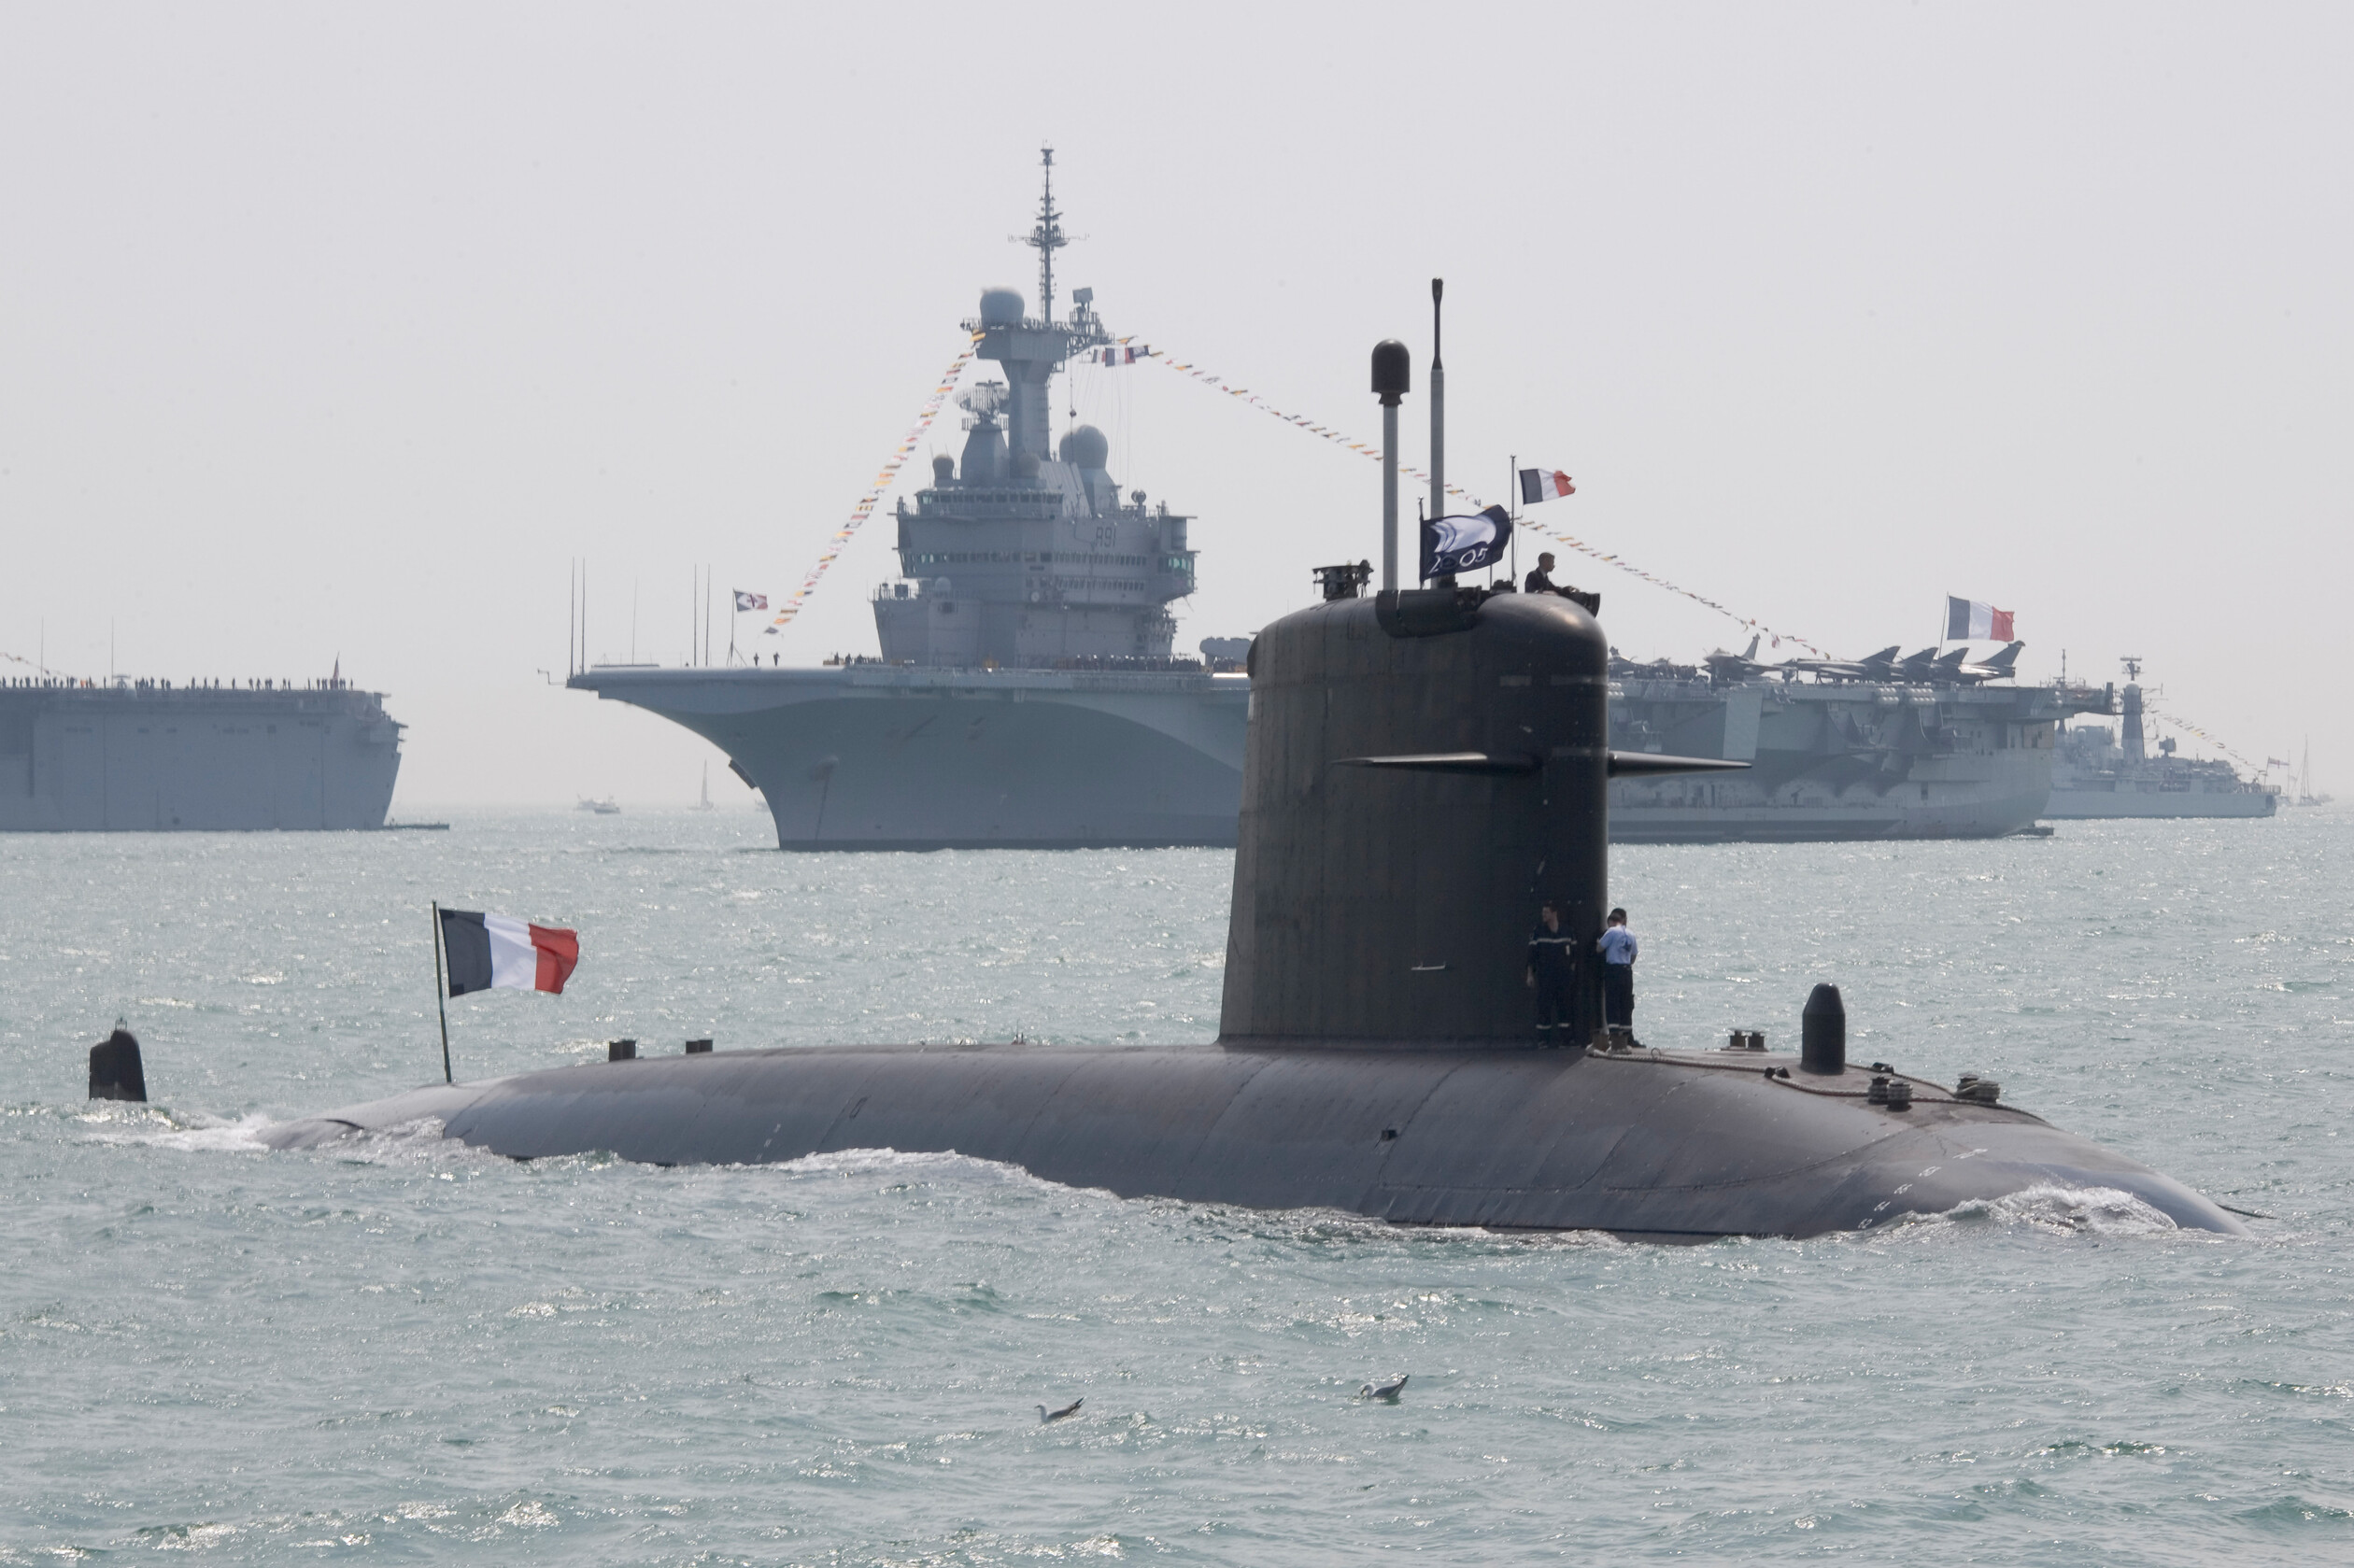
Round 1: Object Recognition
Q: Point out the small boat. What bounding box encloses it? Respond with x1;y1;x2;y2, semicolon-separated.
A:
575;796;620;815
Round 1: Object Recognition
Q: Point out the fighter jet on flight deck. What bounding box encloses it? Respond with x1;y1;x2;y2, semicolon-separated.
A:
1948;641;2025;685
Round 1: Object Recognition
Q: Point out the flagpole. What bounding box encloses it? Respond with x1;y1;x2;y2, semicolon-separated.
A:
1508;453;1518;589
430;900;452;1084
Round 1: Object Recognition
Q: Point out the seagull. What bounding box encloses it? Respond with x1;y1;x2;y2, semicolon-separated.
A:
1038;1397;1084;1423
1358;1375;1409;1402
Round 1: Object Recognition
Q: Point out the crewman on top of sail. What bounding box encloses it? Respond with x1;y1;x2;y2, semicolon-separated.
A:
1524;900;1577;1043
1523;553;1569;597
1522;553;1598;613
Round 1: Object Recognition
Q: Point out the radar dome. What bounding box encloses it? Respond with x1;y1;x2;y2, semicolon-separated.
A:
1057;423;1110;470
977;287;1026;326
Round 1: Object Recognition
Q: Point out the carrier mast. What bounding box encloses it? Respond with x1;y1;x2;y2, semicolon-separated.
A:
985;146;1099;461
1026;145;1068;329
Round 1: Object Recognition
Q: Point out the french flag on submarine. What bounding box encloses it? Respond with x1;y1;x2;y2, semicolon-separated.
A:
1517;467;1576;503
439;909;580;996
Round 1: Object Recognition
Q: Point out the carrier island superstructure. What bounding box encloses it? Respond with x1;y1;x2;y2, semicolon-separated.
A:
574;163;2112;847
0;674;404;831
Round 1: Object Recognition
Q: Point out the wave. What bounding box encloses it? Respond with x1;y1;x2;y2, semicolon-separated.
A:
79;1105;500;1173
77;1105;273;1154
1879;1181;2187;1240
766;1145;1074;1192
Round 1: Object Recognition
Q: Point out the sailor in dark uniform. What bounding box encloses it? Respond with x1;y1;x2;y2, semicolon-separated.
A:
1524;900;1577;1042
1522;552;1599;614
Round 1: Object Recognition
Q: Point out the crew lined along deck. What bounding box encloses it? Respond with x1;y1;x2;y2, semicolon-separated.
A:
1;676;362;692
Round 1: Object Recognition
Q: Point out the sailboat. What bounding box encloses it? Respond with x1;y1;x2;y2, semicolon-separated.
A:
2291;739;2334;807
694;760;716;812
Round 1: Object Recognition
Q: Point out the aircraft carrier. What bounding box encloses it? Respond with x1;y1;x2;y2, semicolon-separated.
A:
0;674;404;831
574;161;2106;848
575;155;1249;849
2047;663;2276;819
1604;641;2115;841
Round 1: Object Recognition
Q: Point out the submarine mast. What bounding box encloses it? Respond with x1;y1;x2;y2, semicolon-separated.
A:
1429;278;1445;526
1376;342;1407;591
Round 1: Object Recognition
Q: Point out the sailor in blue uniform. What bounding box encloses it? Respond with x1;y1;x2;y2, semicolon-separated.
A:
1524;900;1577;1042
1598;907;1638;1044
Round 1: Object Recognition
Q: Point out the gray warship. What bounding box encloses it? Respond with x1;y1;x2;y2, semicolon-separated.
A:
2046;661;2276;819
574;158;2102;848
0;674;404;831
1606;640;2116;841
271;333;2243;1240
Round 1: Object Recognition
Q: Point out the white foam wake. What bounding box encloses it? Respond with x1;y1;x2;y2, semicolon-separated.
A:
773;1146;1040;1182
78;1105;273;1154
1894;1181;2184;1239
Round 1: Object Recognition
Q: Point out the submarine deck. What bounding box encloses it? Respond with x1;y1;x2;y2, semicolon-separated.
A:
262;1039;2243;1240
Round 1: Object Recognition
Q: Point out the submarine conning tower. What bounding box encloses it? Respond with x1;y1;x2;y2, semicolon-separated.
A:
1219;588;1611;1047
1217;330;1728;1050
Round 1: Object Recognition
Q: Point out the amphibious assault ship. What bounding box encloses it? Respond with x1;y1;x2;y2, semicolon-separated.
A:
2046;662;2276;819
0;674;404;831
574;158;2101;848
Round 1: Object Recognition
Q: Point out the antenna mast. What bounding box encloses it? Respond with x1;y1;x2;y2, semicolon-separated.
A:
1429;279;1445;525
1026;145;1067;324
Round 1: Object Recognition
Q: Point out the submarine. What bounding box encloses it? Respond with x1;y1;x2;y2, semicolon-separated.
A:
262;332;2245;1239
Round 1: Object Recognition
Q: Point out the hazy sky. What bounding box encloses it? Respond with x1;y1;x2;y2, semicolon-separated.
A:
4;3;2347;807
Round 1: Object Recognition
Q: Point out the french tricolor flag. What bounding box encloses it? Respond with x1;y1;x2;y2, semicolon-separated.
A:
1945;596;2016;641
439;909;580;996
1518;467;1576;504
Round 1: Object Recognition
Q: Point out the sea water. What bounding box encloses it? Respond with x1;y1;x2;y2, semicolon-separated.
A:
2;811;2349;1564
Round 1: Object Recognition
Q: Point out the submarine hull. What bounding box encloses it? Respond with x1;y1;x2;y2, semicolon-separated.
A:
262;1044;2244;1238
